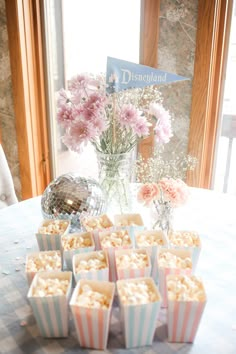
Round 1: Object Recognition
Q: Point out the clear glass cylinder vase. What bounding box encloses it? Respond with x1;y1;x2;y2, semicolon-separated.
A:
96;151;133;214
151;200;173;235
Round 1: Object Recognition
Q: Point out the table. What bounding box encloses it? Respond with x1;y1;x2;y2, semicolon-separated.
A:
0;188;236;354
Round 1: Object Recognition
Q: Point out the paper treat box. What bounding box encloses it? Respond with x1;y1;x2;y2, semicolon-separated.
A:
25;250;62;285
98;228;132;282
135;229;167;282
115;248;151;280
61;231;95;270
27;271;72;338
80;214;114;250
157;248;192;307
117;277;162;348
36;219;70;251
70;279;115;350
167;274;207;342
114;213;145;246
73;250;109;283
168;230;201;272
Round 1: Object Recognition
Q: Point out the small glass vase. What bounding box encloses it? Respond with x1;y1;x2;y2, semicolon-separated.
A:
151;199;173;235
96;151;133;214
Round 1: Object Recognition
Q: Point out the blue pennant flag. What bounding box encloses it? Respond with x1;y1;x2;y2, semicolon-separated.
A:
106;56;189;93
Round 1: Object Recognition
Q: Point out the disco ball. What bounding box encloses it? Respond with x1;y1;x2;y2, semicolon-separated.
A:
41;173;106;229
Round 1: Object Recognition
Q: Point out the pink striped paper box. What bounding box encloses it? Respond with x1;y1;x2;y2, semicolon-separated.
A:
27;271;72;337
70;279;115;350
80;214;114;250
114;213;145;246
73;250;109;283
157;248;192;308
169;230;202;272
36;219;70;251
98;229;132;282
115;248;151;280
25;250;62;286
135;229;166;283
61;231;95;270
117;277;162;348
167;275;207;342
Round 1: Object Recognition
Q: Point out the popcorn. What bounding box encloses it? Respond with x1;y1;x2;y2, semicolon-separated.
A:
81;214;113;231
136;231;165;247
167;275;206;302
169;230;200;247
38;220;69;235
32;276;70;297
75;284;111;309
75;251;107;273
61;233;93;250
26;251;61;273
117;279;160;305
115;250;149;270
99;230;132;248
158;251;192;269
114;213;144;227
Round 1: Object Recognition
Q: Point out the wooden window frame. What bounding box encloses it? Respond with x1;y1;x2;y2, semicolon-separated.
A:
187;0;233;188
5;0;231;197
5;0;51;199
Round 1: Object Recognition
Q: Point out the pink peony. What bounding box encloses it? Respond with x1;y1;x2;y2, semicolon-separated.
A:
137;183;160;206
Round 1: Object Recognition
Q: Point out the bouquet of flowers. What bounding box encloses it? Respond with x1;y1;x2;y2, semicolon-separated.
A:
137;178;189;231
56;73;173;154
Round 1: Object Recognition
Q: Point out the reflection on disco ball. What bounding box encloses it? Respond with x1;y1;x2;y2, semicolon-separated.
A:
41;173;106;229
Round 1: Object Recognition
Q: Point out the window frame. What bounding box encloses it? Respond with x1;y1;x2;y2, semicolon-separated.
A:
5;0;231;198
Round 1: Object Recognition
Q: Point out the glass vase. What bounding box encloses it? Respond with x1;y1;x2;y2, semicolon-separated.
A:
151;200;173;236
96;151;133;214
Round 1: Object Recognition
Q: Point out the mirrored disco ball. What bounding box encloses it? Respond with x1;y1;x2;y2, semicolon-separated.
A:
41;173;106;228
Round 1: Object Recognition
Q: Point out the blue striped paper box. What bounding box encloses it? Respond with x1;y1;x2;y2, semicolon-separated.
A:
36;219;70;251
117;277;162;348
27;271;72;337
73;250;109;283
61;231;95;270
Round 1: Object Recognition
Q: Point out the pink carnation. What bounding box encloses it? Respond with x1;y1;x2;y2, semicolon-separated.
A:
137;183;160;206
158;177;189;207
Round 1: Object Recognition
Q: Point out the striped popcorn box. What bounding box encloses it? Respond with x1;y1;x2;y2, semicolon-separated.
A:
80;214;114;250
168;230;201;272
157;248;192;308
61;231;95;270
117;277;162;348
27;271;72;337
70;279;115;350
25;250;62;286
167;274;207;342
114;213;145;246
115;248;151;280
98;229;132;282
36;219;70;251
135;229;166;283
73;250;109;283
